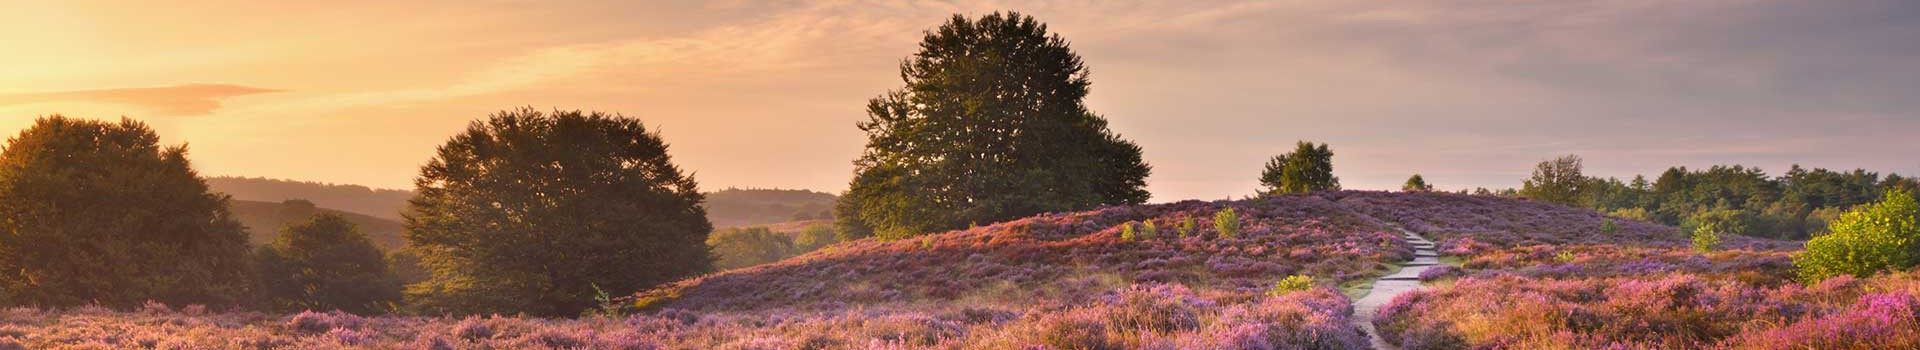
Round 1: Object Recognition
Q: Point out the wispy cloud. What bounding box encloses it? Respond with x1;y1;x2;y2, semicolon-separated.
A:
0;84;280;116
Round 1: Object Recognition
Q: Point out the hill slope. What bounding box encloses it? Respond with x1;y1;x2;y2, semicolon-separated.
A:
228;199;406;250
704;188;837;228
209;177;413;220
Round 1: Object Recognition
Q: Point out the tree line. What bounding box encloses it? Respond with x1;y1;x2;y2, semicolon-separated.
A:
1512;155;1920;240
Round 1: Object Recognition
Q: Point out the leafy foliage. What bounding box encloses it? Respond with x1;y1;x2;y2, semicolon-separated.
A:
1258;141;1339;195
1402;174;1433;192
836;12;1151;239
255;214;401;313
1213;207;1241;239
1520;154;1585;205
708;227;797;270
1265;275;1314;296
403;108;712;317
0;116;253;308
1795;189;1920;282
794;223;838;252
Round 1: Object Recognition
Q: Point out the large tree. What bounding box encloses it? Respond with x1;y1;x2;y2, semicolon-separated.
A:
1520;155;1586;206
1259;141;1339;195
404;108;712;316
0;116;253;307
256;213;401;314
837;12;1151;239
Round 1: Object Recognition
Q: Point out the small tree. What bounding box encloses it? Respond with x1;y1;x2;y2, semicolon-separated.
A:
404;108;712;317
0;116;253;308
1600;218;1618;234
1259;141;1340;195
1692;222;1723;253
1119;222;1139;242
1214;208;1242;239
256;214;401;313
1177;216;1196;238
1402;174;1433;192
708;227;797;270
1520;155;1586;205
1794;189;1920;282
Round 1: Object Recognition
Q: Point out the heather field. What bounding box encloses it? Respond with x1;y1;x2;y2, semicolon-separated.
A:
12;192;1891;349
1355;192;1920;349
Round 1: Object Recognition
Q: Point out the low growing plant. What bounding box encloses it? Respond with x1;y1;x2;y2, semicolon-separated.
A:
1266;275;1314;296
1214;207;1242;239
1794;189;1920;282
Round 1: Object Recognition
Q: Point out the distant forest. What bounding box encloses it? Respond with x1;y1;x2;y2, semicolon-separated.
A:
208;176;834;230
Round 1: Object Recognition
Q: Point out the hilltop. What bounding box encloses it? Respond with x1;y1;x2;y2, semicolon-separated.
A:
704;188;837;228
228;199;407;250
208;177;414;220
208;177;836;231
639;191;1715;313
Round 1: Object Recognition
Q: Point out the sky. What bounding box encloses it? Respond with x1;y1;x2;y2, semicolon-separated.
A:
1;0;1916;202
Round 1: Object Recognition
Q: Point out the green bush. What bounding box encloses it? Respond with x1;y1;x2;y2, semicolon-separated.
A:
1119;222;1138;242
1176;217;1196;238
708;227;797;270
795;223;838;252
1794;189;1920;282
255;213;402;313
1139;221;1158;240
1600;218;1618;235
1266;275;1314;296
1692;224;1723;253
1214;208;1242;239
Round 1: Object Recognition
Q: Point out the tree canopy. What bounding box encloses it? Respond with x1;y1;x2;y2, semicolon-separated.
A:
1520;155;1586;205
836;12;1151;240
403;108;712;316
0;116;253;308
255;213;401;313
1403;174;1433;192
1259;141;1339;195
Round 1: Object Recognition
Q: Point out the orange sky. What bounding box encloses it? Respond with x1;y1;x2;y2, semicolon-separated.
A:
4;1;1916;201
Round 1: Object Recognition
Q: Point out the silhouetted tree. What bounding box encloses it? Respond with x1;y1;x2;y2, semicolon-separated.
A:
1403;174;1433;192
0;116;253;308
1520;155;1586;205
404;108;712;316
255;213;400;313
838;12;1151;239
1259;141;1339;195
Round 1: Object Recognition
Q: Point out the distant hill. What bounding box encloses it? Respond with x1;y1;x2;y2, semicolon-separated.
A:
208;177;835;229
207;176;413;220
704;188;837;228
228;199;406;251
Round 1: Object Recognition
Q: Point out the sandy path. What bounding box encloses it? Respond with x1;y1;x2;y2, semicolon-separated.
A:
1353;227;1438;349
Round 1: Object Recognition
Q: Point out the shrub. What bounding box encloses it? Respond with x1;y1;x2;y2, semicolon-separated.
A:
255;213;403;314
1794;189;1920;282
1119;222;1138;242
1139;221;1158;240
1214;208;1242;239
1692;224;1722;253
1265;275;1314;296
1177;216;1196;238
1600;218;1617;234
708;227;797;270
794;223;838;252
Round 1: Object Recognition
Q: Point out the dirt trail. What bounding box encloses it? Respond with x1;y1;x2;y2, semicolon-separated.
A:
1353;226;1439;350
